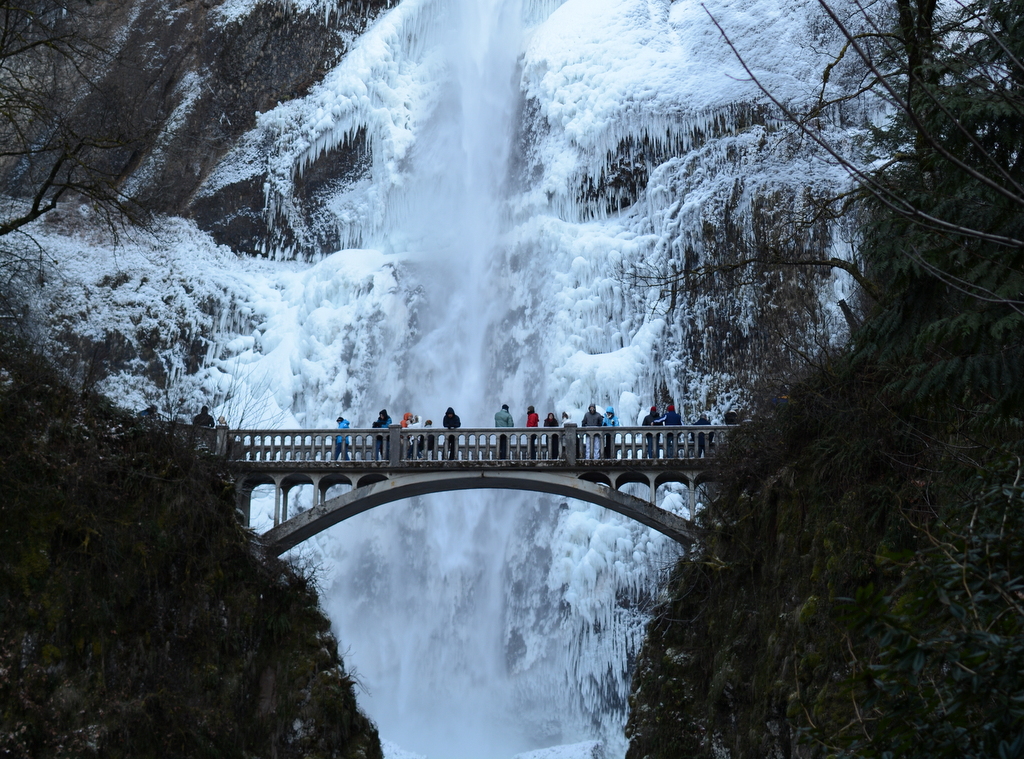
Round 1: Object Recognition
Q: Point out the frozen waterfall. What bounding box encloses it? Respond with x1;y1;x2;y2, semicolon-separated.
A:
25;0;868;756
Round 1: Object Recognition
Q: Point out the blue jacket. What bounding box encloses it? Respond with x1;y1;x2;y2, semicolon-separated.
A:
655;410;682;425
336;418;350;444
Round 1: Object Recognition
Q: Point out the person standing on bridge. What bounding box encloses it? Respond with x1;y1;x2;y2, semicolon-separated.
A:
422;418;434;459
526;405;539;459
544;412;559;459
334;416;351;460
495;403;514;459
372;409;392;461
602;406;620;459
642;405;659;458
407;414;425;459
694;412;712;458
401;412;415;458
443;407;461;460
193;405;215;428
581;403;604;459
655;404;682;457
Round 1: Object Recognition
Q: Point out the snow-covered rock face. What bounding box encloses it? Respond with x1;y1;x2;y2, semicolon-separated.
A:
13;0;872;756
204;0;861;414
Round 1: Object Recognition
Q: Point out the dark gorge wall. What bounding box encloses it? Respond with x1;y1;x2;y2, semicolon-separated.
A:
0;332;384;759
623;384;922;759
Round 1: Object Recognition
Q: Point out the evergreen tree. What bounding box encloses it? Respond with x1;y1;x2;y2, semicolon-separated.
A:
853;0;1024;425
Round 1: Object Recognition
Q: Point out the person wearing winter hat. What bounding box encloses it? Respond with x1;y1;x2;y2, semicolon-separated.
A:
372;409;392;460
495;404;514;427
442;407;461;460
581;403;604;458
655;404;682;457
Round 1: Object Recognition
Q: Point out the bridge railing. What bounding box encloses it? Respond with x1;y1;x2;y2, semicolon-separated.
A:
222;423;729;465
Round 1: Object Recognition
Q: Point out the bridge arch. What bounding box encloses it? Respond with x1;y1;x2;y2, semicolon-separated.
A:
614;471;656;491
260;470;700;557
579;471;612;487
356;473;388;488
653;471;691;488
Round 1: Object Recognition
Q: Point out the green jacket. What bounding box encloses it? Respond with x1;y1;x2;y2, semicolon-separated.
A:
495;409;514;427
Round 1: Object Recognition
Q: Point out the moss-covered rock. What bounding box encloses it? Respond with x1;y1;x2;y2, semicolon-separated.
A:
623;365;974;759
0;332;383;759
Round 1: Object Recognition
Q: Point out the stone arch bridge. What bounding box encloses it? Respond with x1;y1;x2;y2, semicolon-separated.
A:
214;423;727;556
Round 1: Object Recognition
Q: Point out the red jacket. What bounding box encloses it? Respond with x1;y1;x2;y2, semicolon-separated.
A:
526;412;539;427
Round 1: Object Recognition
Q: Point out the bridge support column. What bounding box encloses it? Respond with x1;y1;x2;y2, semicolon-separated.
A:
236;479;254;527
216;423;229;456
389;424;401;466
273;475;292;526
310;474;331;507
648;474;658;505
688;482;697;520
564;423;577;466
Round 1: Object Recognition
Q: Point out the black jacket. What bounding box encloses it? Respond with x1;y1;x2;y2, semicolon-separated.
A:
193;412;215;428
443;408;461;429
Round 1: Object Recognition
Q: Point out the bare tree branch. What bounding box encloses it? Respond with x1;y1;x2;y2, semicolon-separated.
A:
700;2;1024;249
